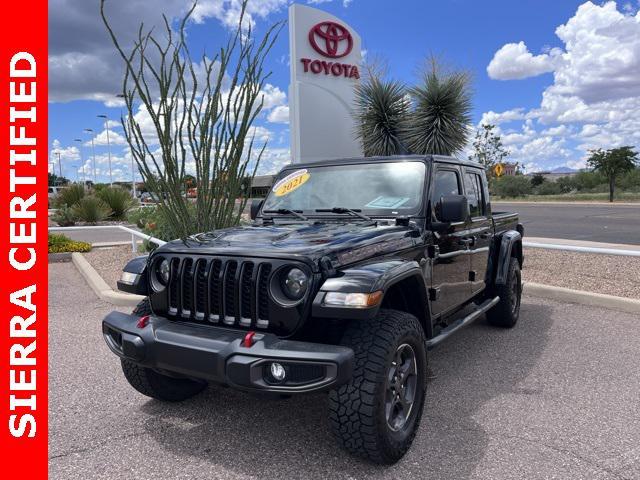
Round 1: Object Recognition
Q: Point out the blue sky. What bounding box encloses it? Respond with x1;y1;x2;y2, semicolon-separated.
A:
49;0;640;181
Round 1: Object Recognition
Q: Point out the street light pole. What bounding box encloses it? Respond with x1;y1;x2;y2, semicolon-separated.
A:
115;94;136;199
74;139;86;189
55;151;62;178
97;114;113;186
83;128;97;185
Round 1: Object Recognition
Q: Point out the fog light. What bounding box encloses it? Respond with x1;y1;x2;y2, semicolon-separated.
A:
270;362;286;382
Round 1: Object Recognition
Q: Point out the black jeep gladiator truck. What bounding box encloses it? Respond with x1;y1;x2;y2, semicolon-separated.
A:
102;155;524;464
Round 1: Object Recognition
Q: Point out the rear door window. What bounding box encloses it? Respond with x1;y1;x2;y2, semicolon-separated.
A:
464;171;486;218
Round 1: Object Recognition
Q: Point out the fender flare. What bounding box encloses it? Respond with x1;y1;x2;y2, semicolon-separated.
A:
494;231;522;286
116;255;149;295
312;259;429;321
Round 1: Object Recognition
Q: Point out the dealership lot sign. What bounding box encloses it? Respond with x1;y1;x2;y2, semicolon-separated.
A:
289;4;363;163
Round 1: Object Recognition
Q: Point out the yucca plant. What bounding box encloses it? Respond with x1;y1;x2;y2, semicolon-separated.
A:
404;62;472;156
354;58;472;157
72;196;112;224
96;186;137;220
354;77;409;156
54;183;85;208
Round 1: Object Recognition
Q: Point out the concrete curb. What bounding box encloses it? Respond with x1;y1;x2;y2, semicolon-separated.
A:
523;282;640;314
71;252;145;307
69;250;640;313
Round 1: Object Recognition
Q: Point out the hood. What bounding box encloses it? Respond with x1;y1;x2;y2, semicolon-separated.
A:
158;221;420;268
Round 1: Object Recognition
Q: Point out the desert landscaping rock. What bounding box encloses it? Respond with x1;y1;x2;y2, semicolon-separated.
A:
522;248;640;300
83;245;140;290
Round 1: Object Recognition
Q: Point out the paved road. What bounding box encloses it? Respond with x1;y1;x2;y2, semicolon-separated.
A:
495;202;640;245
55;226;139;245
52;203;640;247
49;261;640;479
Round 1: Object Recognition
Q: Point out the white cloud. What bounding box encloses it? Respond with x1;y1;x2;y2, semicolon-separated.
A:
49;0;287;104
487;41;559;80
267;105;290;124
481;1;640;171
90;129;128;147
260;84;287;109
479;108;526;126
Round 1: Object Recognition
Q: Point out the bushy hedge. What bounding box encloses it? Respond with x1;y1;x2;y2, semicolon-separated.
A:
48;233;91;253
51;184;137;225
71;197;112;224
54;184;85;208
492;175;532;197
96;186;137;219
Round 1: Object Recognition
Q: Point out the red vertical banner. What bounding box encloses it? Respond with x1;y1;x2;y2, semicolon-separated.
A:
0;1;48;478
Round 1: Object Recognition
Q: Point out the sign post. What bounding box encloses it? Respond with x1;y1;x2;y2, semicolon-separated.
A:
288;4;363;163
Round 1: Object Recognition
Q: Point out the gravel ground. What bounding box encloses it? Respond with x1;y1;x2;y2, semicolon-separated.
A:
522;248;640;299
83;246;140;290
81;245;640;300
49;261;640;479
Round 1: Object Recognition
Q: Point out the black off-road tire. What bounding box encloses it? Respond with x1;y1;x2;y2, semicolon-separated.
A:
120;299;207;402
486;257;522;328
328;309;427;464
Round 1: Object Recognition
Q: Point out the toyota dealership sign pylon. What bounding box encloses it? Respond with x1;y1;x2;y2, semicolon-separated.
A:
289;4;363;163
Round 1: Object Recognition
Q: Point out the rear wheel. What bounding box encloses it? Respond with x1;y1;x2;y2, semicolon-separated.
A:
120;299;207;402
328;309;427;464
487;257;521;328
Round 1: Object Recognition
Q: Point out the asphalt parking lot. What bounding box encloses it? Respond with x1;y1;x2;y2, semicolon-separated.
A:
49;261;640;480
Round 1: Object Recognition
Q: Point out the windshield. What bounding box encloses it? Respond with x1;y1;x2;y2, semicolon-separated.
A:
262;160;426;216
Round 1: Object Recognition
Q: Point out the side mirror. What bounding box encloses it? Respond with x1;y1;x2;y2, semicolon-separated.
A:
250;199;264;220
438;195;468;223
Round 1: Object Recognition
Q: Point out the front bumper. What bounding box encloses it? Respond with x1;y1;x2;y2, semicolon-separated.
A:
102;312;354;394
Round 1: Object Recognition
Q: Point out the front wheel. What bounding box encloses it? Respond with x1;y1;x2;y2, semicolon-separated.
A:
328;309;427;464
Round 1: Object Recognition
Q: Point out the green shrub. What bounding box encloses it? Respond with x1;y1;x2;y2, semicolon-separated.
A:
535;181;562;195
96;186;137;219
72;196;112;224
51;206;76;226
48;233;91;253
54;183;85;208
492;175;532;198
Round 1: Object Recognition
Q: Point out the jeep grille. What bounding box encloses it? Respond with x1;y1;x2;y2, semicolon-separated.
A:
165;257;273;329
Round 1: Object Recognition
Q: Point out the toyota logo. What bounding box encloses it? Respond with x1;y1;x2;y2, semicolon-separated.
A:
308;21;353;59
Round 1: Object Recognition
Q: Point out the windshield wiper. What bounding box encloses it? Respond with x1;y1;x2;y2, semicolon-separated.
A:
315;207;373;222
263;209;308;221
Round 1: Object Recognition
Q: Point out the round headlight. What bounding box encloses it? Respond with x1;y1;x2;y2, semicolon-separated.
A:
158;259;170;285
282;267;308;300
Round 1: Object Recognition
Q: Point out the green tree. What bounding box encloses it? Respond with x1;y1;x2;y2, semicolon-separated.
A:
530;173;546;187
492;175;532;198
49;172;69;186
353;57;472;157
587;146;639;202
101;0;282;239
468;124;510;176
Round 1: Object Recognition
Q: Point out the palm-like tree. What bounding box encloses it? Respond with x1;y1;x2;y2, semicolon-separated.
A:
354;77;409;156
353;58;472;157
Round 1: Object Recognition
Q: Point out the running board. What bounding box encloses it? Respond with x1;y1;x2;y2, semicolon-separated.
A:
426;296;500;350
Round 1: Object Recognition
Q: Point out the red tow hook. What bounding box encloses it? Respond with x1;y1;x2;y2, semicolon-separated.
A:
242;331;256;348
136;315;150;329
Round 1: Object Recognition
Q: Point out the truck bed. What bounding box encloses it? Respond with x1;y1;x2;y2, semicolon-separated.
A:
492;211;520;236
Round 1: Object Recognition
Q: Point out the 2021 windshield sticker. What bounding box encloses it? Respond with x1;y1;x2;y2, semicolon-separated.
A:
272;169;310;197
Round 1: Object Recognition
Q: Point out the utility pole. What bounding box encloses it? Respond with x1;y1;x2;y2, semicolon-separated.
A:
83;128;97;185
97;114;113;186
